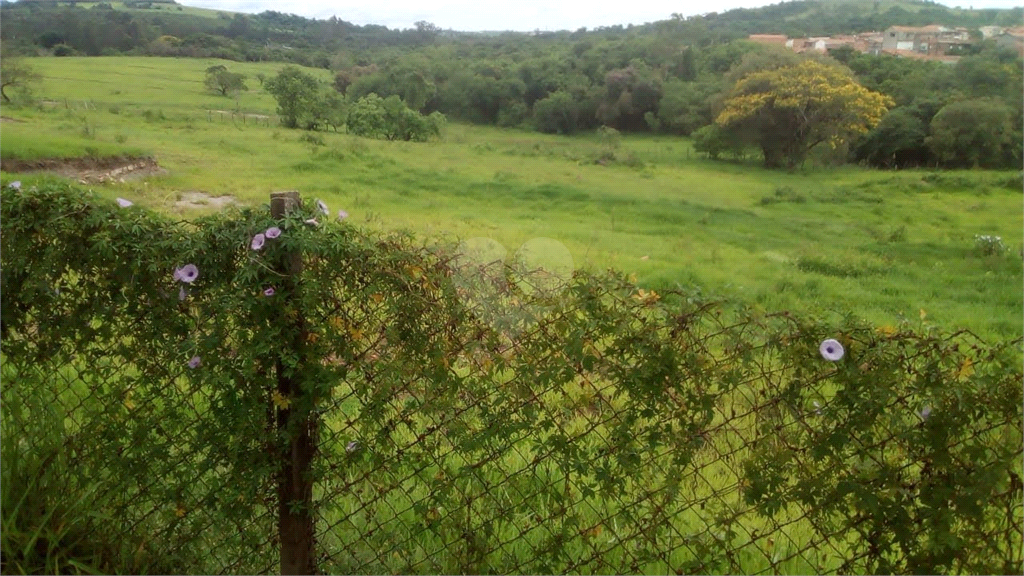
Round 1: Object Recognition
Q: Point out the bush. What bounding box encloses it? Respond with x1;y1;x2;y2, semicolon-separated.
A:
532;91;579;135
928;98;1020;169
975;234;1008;256
346;93;444;142
692;124;745;160
52;43;78;57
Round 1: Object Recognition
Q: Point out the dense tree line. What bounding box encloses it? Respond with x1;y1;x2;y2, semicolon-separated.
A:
2;0;1021;168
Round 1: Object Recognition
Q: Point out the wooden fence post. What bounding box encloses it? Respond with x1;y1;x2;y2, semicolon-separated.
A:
271;191;317;575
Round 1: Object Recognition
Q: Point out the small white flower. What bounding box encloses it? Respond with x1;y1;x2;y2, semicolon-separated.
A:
304;218;319;226
337;209;349;220
346;441;359;453
919;406;932;420
316;199;329;215
116;197;133;208
819;339;844;362
8;181;21;190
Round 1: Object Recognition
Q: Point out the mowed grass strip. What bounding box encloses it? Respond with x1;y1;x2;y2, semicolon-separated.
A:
1;56;1020;339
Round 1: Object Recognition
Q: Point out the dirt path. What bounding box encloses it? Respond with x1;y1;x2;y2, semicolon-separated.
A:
0;155;167;184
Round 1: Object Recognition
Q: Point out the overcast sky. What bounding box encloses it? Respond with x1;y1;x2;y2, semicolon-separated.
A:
179;0;1023;32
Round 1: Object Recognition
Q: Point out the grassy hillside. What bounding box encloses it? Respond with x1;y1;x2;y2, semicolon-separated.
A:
35;1;222;18
692;0;1023;36
1;56;1021;339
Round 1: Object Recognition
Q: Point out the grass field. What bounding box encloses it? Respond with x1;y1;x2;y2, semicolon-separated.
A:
1;56;1021;339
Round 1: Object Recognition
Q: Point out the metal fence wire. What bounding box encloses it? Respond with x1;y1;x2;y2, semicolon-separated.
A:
1;185;1021;575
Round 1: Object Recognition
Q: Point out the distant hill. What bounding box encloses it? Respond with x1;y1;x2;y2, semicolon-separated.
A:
1;0;1020;62
680;0;1023;37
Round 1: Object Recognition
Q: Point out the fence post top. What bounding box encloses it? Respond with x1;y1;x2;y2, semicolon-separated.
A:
271;191;302;218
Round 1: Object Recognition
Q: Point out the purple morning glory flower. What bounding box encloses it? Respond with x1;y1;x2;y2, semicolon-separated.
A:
263;287;275;297
337;209;349;220
116;197;133;208
188;356;201;369
175;264;199;284
265;226;281;239
251;233;266;250
819;339;844;362
919;406;932;420
316;199;329;215
179;286;187;301
8;181;21;190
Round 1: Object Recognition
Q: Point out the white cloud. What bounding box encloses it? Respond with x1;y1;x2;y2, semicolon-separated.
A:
181;0;1023;32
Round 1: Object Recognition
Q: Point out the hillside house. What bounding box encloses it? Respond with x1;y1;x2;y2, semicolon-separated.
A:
881;25;973;56
994;26;1024;56
784;32;882;55
748;34;788;47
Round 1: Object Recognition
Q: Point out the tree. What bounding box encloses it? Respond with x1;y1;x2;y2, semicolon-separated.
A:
853;107;930;168
657;79;721;135
264;66;322;129
204;65;247;97
532;91;579;135
927;98;1019;169
596;62;662;131
0;45;41;104
346;94;444;142
692;124;746;160
716;60;892;168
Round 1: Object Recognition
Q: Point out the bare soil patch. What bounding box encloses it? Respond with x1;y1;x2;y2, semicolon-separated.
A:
0;155;167;184
174;191;235;210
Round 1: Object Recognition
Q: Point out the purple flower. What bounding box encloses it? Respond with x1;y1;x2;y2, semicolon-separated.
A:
337;209;349;220
346;441;359;453
8;181;21;190
265;226;281;239
116;197;133;208
188;356;201;369
919;406;932;420
179;286;187;301
304;218;319;226
175;264;199;284
316;199;329;215
263;287;275;297
251;233;266;250
819;339;844;362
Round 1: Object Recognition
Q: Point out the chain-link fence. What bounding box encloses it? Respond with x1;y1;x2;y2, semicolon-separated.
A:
2;184;1021;574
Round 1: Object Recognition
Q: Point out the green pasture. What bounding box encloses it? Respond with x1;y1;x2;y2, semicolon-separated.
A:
73;1;224;18
1;56;1021;339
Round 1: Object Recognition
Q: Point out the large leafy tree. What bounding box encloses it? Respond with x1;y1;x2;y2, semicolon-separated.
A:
203;65;247;97
928;98;1021;169
532;91;579;135
264;66;322;129
346;94;445;142
853;107;930;169
716;60;892;169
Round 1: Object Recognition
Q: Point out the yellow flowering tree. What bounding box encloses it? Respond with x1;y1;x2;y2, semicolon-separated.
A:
716;60;893;169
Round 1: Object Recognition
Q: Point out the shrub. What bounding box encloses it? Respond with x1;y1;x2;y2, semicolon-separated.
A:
975;234;1007;256
692;124;745;160
346;93;444;142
